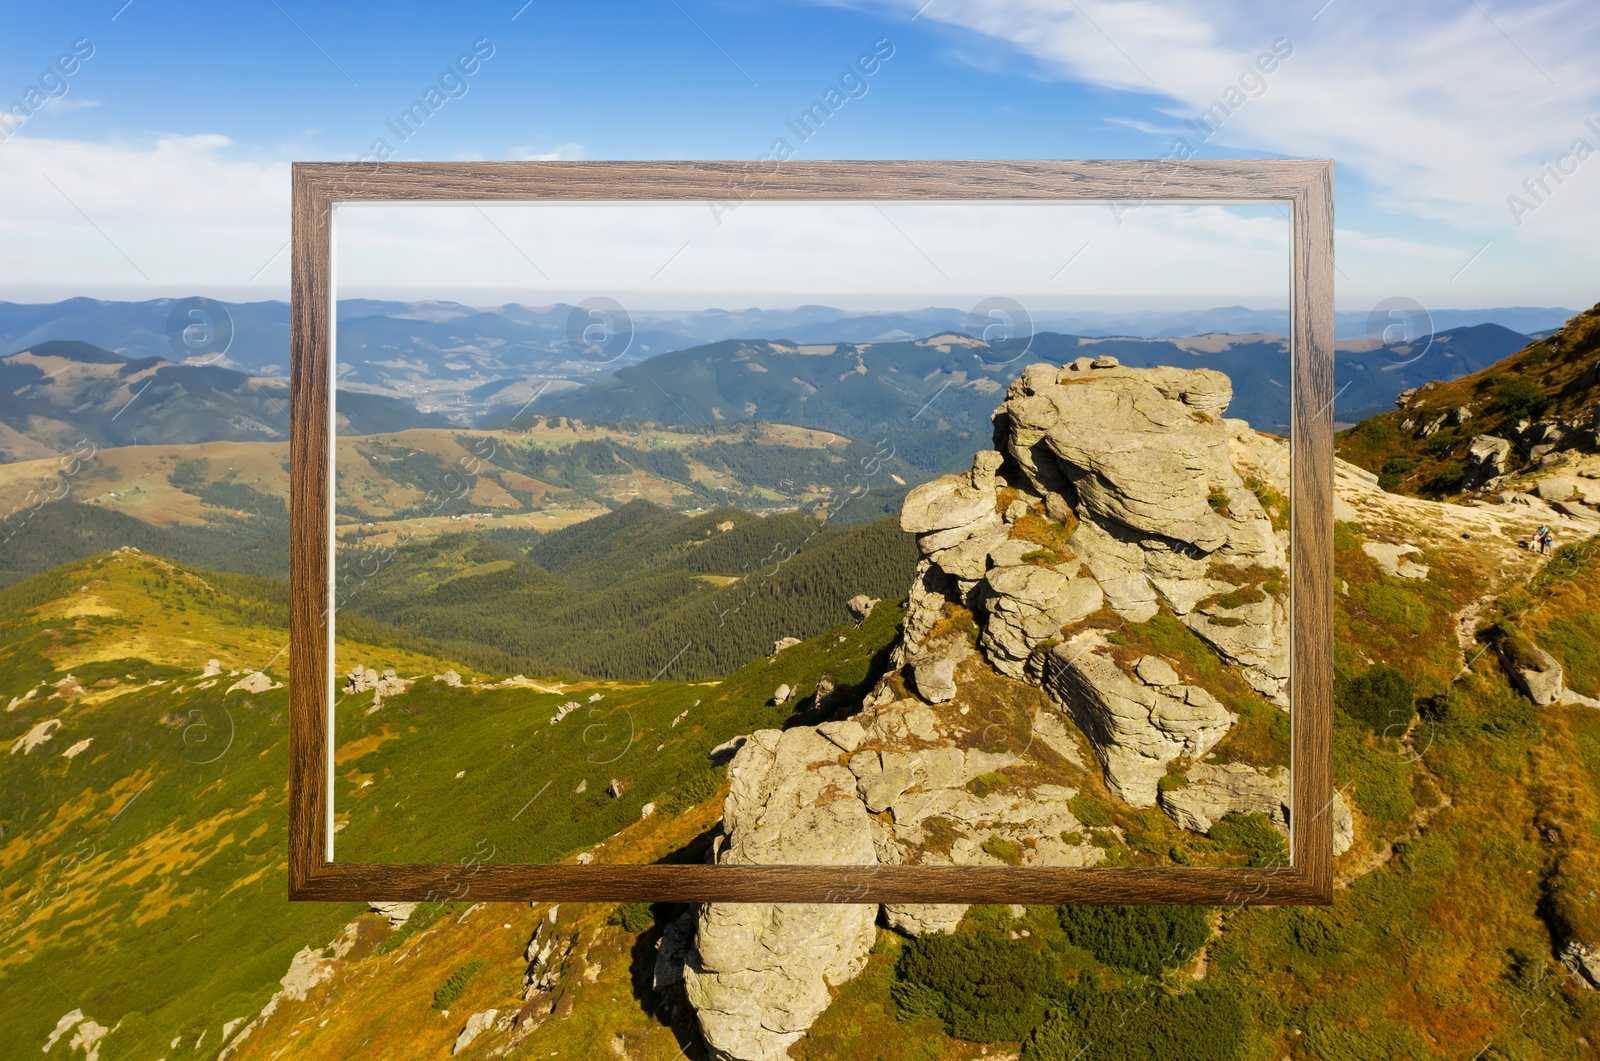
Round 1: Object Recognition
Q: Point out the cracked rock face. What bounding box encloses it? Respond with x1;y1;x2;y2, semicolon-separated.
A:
1046;634;1235;807
1002;361;1290;701
1158;761;1289;833
1561;938;1600;989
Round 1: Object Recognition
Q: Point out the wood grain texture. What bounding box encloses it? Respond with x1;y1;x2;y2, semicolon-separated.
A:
288;170;332;897
294;863;1327;906
294;159;1322;203
1288;162;1337;904
289;159;1336;905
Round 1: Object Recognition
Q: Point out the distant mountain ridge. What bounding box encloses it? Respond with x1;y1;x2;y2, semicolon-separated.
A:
527;325;1537;459
0;299;1560;461
0;340;445;460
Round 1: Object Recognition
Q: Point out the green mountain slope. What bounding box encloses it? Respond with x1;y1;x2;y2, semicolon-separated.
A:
1339;301;1600;496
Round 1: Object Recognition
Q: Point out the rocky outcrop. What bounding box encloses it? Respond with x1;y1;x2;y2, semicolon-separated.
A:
900;359;1289;702
681;361;1300;1059
1562;938;1600;989
368;901;418;928
453;1010;499;1054
226;670;279;695
10;718;61;755
1467;435;1512;480
846;595;878;623
1362;541;1429;580
343;666;411;706
43;1010;113;1061
345;666;379;693
907;631;971;704
978;565;1103;679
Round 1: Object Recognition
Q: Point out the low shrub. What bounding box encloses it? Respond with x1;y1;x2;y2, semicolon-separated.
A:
608;901;656;933
1069;794;1113;827
1022;984;1256;1061
432;958;486;1010
1335;663;1416;737
893;930;1066;1041
1207;812;1287;868
1055;904;1210;975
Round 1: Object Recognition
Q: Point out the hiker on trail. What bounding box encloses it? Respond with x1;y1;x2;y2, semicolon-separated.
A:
1541;528;1555;555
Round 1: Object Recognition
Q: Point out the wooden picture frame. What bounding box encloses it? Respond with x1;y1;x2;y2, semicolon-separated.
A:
290;160;1334;905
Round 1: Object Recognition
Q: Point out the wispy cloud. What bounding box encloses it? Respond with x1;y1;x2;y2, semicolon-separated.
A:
509;141;586;161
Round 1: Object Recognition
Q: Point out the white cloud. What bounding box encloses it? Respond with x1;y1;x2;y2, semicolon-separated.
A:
0;133;289;291
333;199;1291;310
843;0;1600;243
510;142;586;161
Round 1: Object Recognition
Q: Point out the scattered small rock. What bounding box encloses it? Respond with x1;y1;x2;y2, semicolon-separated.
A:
9;718;61;755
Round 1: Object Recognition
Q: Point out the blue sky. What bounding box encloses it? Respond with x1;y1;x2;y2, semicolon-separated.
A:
1;0;1597;312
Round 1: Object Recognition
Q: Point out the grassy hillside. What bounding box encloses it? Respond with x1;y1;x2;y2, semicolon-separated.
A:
1338;301;1599;496
0;418;920;589
0;547;907;1058
1332;323;1535;422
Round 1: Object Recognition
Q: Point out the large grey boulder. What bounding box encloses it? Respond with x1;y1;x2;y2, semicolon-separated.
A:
911;657;958;704
1044;635;1236;807
1467;435;1512;477
846;595;878;623
1362;541;1429;580
683;728;879;1061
